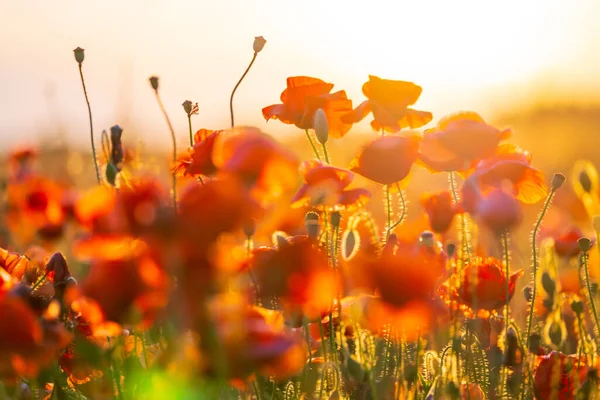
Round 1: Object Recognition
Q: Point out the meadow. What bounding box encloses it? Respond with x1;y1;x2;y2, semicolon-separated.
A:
1;37;600;400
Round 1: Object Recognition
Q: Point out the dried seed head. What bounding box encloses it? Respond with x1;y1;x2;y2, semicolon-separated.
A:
571;299;584;314
580;171;593;193
253;36;267;53
305;212;320;239
541;272;556;295
73;47;85;64
182;100;193;115
149;76;159;91
579;237;592;252
551;173;566;190
314;108;329;145
446;243;456;258
330;211;341;228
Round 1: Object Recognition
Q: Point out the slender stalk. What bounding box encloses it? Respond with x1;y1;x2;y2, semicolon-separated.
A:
385;183;407;239
78;64;101;184
230;52;257;127
525;188;556;350
304;130;322;161
449;172;471;260
152;88;177;210
502;230;511;335
322;142;330;164
582;249;600;342
187;114;194;147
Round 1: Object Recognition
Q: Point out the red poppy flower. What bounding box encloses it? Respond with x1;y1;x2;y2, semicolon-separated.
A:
172;129;223;178
419;112;511;173
468;144;548;205
262;77;354;138
533;351;588;400
439;257;523;317
420;191;457;234
349;134;421;185
341;75;432;133
553;227;594;258
291;160;370;210
212;127;299;203
249;236;337;320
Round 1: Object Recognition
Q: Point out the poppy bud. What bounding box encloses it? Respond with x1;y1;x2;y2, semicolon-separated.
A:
446;243;456;258
341;228;359;261
523;285;533;302
330;211;341;228
242;219;256;238
73;47;85;64
528;333;542;354
580;171;593;193
253;36;267;53
551;173;566;190
541;272;556;295
419;231;435;248
571;299;584;314
579;237;592;252
544;318;566;348
182;100;193;115
314;108;329;144
149;76;159;91
305;212;320;239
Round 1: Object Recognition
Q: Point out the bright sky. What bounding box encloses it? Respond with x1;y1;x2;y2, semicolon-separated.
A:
1;0;599;149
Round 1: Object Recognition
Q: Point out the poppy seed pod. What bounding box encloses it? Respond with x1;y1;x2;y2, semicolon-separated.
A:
541;272;556;295
253;36;266;53
314;108;329;145
446;243;456;258
551;173;566;190
571;299;584;315
304;212;320;239
579;237;592;252
330;211;341;227
182;100;193;115
73;47;85;64
149;76;159;91
580;171;593;193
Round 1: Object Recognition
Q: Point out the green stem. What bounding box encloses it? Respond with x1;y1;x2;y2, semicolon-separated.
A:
583;249;600;343
322;142;330;164
230;52;258;128
385;183;407;240
78;63;101;185
153;89;177;210
304;130;322;161
31;272;49;292
187;114;194;147
525;188;556;350
502;230;511;334
449;172;471;261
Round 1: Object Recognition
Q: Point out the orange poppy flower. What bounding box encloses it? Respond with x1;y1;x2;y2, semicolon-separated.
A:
419;112;511;173
172;129;223;178
349;134;421;185
420;191;457;234
77;249;169;330
439;257;523;317
202;294;305;380
262;77;354;138
553;227;593;258
291;160;370;211
341;75;432;133
212;127;299;203
533;351;588;400
0;247;30;281
469;144;548;205
249;236;337;320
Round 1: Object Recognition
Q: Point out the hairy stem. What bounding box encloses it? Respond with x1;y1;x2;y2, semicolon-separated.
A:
152;89;177;210
78;64;101;184
230;52;257;127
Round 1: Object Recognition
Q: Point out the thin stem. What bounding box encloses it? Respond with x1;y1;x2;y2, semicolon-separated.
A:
187;114;194;147
152;89;177;210
304;130;322;161
525;188;556;350
322;142;330;164
246;236;259;304
230;52;258;127
385;183;407;239
583;249;600;343
31;272;49;292
502;230;511;334
78;63;101;184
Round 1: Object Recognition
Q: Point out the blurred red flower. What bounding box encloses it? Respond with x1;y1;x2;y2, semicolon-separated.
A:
533;351;587;400
420;191;457;234
172;129;223;178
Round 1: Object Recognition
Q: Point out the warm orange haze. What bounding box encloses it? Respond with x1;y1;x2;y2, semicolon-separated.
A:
1;1;600;399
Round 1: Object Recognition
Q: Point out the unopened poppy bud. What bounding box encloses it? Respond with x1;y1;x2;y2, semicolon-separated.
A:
242;219;256;238
314;108;329;145
551;173;566;190
149;76;159;91
419;231;435;248
541;272;556;295
579;237;592;252
73;47;85;64
330;211;341;228
305;212;320;239
523;285;533;302
571;299;584;314
253;36;267;53
580;171;593;193
544;319;566;348
528;333;541;354
110;125;123;137
446;243;456;258
182;100;193;115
